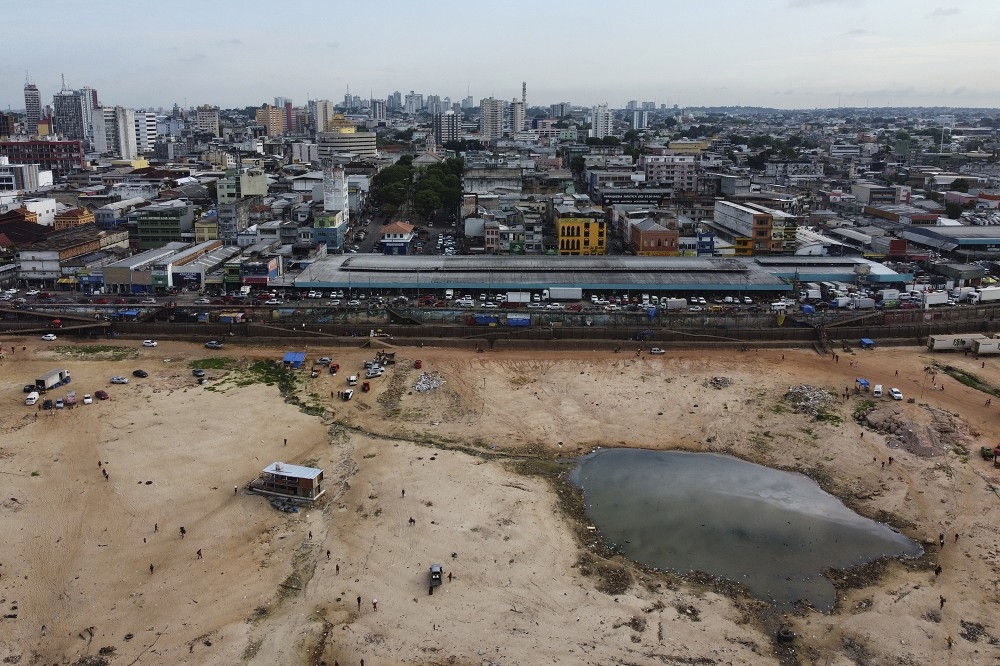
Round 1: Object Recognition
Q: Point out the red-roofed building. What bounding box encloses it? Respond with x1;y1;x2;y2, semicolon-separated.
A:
379;221;415;255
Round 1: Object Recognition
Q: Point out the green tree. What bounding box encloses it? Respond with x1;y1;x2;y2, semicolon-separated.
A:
945;202;964;218
950;178;970;193
570;156;586;175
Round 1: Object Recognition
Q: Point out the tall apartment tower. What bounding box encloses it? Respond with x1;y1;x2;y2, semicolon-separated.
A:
24;82;41;136
323;161;348;219
53;89;89;144
195;105;220;136
255;104;284;136
432;110;460;145
370;99;386;122
509;99;525;134
480;97;504;141
313;99;335;136
590;104;612;139
93;106;137;159
134;111;158;153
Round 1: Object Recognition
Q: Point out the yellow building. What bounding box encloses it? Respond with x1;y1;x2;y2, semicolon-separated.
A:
555;204;607;256
255;104;285;136
667;138;711;154
194;218;219;243
53;207;95;231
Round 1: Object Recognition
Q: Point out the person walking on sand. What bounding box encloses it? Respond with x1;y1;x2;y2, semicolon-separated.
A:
336;564;340;575
401;488;405;498
940;595;946;609
940;532;945;548
41;624;46;636
372;599;377;611
150;564;154;574
154;523;158;532
327;549;331;560
197;549;202;559
935;564;942;576
180;526;186;539
357;596;361;611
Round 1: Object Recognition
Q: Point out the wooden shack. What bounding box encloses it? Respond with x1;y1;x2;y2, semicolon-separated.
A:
253;462;325;500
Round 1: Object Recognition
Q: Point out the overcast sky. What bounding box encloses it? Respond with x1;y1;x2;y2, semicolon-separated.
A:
4;0;999;112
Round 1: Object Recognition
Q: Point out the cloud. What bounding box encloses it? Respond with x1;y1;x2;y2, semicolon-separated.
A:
845;28;871;36
789;0;861;7
928;7;959;17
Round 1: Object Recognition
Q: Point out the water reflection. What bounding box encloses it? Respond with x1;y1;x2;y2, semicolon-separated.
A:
570;449;922;610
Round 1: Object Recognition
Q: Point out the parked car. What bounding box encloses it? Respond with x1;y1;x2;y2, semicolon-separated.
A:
23;384;35;393
55;398;64;409
26;289;40;296
650;347;666;355
42;399;54;410
192;368;206;378
142;340;158;347
95;390;109;400
141;298;157;304
83;394;93;404
264;298;282;305
889;388;904;400
204;340;224;349
365;367;384;379
317;357;332;366
132;369;148;378
41;333;57;341
110;376;129;384
193;297;211;305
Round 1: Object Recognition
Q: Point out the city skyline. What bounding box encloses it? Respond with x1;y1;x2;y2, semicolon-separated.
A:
4;0;1000;112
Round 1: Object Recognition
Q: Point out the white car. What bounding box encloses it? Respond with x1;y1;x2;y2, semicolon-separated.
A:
264;299;282;305
26;289;40;296
482;302;499;309
328;299;341;306
110;376;129;384
889;388;904;400
142;340;158;347
82;394;93;405
193;298;210;305
41;333;57;341
650;347;666;355
141;298;157;304
546;303;564;309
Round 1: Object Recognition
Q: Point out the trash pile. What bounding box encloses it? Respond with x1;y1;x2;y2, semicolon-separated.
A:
783;384;836;416
414;372;444;392
269;497;299;513
703;376;733;389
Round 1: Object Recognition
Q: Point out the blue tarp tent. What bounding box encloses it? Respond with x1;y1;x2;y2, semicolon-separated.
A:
860;338;876;349
856;378;869;389
282;351;306;369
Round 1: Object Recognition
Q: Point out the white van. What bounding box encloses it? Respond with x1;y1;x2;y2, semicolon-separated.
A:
25;391;39;406
347;375;358;386
770;302;789;313
444;289;454;300
873;384;883;398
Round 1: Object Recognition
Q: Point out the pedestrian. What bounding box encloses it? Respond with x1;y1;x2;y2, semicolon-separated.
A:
150;563;154;574
935;564;942;576
372;599;377;611
781;354;784;360
98;460;102;468
947;635;954;649
447;572;453;582
336;563;340;575
234;485;238;494
180;526;186;538
408;517;415;525
941;384;944;391
888;456;893;465
860;431;864;439
881;461;885;469
308;531;312;539
940;595;946;609
41;624;46;636
154;523;158;532
356;596;361;611
284;438;287;446
954;533;959;543
873;456;877;463
327;549;331;559
401;488;405;498
895;370;898;376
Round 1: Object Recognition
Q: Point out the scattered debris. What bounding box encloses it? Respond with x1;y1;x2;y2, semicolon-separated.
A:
703;376;733;390
784;384;836;416
414;372;445;392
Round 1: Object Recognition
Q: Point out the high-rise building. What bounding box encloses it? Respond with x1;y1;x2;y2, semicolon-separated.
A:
0;113;15;137
370;99;386;122
550;102;571;119
53;90;89;145
461;95;474;110
195;105;220;136
631;110;648;130
432;110;461;146
404;91;423;115
387;91;402;111
283;100;294;133
480;97;504;141
255;104;285;136
590;104;612;139
24;82;41;137
313;99;335;136
93;106;137;159
509;99;525;134
134;111;158;153
317;115;377;159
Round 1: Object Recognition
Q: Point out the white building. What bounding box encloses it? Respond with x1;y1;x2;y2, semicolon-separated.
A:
480;97;504;141
93;107;138;160
509;99;525;134
313;99;335;136
590;104;612;139
134;111;158;153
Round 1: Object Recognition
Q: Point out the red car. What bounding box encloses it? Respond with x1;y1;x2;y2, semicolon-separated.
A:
95;390;110;400
94;298;109;304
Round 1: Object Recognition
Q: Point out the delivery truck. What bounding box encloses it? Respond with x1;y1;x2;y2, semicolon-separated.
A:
949;286;976;301
969;287;1000;304
661;298;688;311
35;369;71;391
927;334;988;351
972;337;1000;355
848;297;876;310
505;291;531;304
546;287;583;301
877;288;900;301
829;296;853;308
921;291;949;307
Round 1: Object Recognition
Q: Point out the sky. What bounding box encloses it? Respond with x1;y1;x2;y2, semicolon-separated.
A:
4;0;1000;112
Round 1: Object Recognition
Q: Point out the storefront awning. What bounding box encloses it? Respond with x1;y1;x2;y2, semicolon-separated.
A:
56;277;77;284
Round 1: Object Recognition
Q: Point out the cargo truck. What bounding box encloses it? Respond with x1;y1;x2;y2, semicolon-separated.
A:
799;289;822;301
921;291;949;307
927;334;988;351
973;337;1000;355
969;286;1000;304
546;287;583;301
877;288;900;301
829;296;853;308
662;298;688;311
505;291;531;304
949;286;976;301
35;369;71;391
848;297;876;310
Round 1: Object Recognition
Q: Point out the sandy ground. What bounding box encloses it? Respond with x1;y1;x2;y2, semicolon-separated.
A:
1;336;999;665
